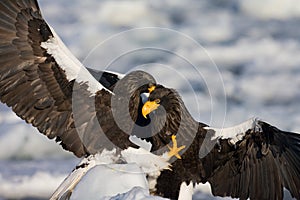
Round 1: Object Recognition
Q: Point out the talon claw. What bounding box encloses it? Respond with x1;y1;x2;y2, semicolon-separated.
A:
167;135;186;159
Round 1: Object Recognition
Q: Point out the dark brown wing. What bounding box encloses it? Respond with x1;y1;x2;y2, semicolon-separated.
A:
0;0;90;157
203;120;300;200
0;0;121;157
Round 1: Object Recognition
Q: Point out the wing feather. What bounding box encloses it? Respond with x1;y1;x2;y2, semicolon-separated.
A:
0;0;108;157
204;120;300;199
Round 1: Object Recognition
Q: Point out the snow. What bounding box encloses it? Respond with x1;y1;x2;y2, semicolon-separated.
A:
70;164;149;200
0;0;300;199
0;172;65;199
51;147;170;200
96;1;168;27
0;159;77;199
107;187;167;200
121;147;170;174
240;0;300;20
178;182;193;200
129;135;152;151
0;113;72;160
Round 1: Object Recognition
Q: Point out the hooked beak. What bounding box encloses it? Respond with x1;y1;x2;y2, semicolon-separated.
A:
142;100;160;119
148;85;156;93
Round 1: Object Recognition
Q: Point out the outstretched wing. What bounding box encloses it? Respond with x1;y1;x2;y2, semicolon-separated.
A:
0;0;112;157
203;118;300;200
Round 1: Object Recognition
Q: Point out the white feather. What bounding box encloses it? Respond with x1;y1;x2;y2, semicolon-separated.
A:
41;27;105;94
205;117;261;145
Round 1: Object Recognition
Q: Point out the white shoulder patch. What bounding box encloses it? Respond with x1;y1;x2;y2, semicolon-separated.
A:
41;27;105;94
205;117;261;145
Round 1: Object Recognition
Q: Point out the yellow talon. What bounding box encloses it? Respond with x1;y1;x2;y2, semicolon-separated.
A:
167;135;186;159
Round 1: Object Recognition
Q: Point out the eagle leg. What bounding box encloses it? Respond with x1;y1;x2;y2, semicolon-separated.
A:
167;135;186;159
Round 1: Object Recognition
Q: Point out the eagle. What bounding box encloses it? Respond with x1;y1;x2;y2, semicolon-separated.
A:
0;1;300;200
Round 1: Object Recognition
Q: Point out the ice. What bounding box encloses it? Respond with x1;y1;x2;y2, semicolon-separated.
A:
0;172;65;199
70;164;149;200
107;187;167;200
240;0;300;19
1;0;300;199
0;115;72;160
0;159;77;199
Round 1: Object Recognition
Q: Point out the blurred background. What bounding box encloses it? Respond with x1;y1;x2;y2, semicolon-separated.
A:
0;0;300;199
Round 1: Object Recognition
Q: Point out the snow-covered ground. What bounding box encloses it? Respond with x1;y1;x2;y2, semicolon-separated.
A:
1;0;300;199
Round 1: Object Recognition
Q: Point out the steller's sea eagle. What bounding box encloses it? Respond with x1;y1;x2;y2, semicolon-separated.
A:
0;1;300;200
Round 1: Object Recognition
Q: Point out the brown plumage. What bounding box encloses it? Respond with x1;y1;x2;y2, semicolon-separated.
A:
145;85;300;200
0;0;155;157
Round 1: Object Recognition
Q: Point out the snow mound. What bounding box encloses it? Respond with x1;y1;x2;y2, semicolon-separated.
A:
70;164;163;200
108;187;167;200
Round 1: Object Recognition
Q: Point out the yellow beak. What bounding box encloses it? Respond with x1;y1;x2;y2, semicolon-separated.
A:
142;100;160;118
148;85;156;93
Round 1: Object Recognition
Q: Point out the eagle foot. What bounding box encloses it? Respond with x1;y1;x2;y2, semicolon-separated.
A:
167;135;186;159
